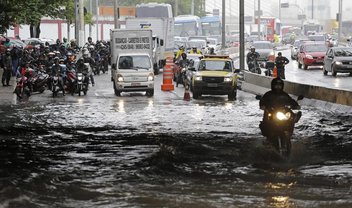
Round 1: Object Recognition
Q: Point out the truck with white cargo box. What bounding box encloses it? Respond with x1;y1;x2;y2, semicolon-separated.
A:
125;17;174;73
110;29;155;97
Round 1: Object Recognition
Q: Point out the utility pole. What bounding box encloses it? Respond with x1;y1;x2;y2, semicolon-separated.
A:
96;0;99;41
75;0;79;44
221;0;226;50
191;0;195;15
89;0;92;38
114;0;120;29
258;0;261;40
338;0;342;43
175;0;178;16
79;0;85;47
311;0;314;19
240;0;245;71
279;0;281;21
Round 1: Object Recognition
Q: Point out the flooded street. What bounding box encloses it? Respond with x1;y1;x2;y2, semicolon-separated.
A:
0;73;351;208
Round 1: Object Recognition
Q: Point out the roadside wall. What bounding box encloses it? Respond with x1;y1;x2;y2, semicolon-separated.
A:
242;71;352;107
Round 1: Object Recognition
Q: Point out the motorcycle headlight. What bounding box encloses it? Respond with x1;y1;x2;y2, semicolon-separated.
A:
148;73;154;81
276;111;292;121
194;76;202;81
224;77;232;82
77;75;83;80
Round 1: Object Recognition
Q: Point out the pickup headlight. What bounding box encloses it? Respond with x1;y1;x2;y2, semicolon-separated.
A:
306;55;313;59
224;77;232;82
148;73;154;81
194;76;202;81
335;61;342;65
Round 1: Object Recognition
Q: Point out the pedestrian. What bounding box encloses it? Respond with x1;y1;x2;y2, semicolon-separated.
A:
275;52;289;79
1;49;13;86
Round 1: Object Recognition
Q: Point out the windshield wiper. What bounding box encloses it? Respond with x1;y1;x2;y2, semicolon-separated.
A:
134;66;150;70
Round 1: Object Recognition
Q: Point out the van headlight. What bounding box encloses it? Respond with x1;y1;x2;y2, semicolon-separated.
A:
224;77;232;82
148;73;154;81
195;76;202;81
335;61;342;65
117;74;124;82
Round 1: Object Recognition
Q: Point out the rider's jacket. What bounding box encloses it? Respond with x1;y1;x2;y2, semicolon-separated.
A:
246;52;260;63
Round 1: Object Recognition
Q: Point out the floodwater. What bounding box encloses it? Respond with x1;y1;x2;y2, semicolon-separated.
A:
0;92;351;208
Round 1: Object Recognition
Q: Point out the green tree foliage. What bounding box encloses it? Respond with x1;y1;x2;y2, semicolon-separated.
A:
0;0;93;37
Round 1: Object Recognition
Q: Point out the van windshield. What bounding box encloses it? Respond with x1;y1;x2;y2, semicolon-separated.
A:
118;55;151;70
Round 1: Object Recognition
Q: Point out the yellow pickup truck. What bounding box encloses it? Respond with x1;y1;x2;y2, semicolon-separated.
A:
191;55;240;101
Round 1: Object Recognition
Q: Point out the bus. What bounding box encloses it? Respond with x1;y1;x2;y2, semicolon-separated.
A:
136;3;173;18
200;15;221;36
302;20;323;36
255;17;281;42
174;15;202;37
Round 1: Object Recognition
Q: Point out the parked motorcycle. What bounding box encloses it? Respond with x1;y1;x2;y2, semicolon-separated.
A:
248;60;261;74
258;95;303;158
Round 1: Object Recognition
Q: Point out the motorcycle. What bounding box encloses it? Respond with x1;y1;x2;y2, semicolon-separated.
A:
31;71;49;93
176;67;188;87
14;76;31;99
248;59;261;74
76;72;89;96
66;69;77;95
259;95;303;158
264;61;275;77
51;74;65;97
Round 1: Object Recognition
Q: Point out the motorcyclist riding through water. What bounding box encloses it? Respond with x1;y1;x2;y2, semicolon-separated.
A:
259;78;302;156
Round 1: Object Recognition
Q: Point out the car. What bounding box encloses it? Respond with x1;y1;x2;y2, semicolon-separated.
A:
191;55;239;101
9;38;27;48
297;41;328;70
251;41;275;63
23;38;55;47
323;47;352;76
290;39;309;60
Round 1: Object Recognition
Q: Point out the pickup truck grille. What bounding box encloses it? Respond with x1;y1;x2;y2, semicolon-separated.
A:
203;77;224;83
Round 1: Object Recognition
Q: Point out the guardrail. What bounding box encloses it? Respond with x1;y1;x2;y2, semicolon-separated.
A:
242;71;352;107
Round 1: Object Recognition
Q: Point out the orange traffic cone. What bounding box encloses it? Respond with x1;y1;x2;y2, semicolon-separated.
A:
161;57;175;91
272;66;277;78
183;84;191;101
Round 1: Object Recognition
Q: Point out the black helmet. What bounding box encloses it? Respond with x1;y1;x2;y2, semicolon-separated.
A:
271;78;284;92
277;52;282;56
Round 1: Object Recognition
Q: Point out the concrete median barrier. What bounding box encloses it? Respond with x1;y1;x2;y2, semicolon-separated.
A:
242;71;352;107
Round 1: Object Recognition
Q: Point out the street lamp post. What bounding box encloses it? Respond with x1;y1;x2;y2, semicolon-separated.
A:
338;0;342;43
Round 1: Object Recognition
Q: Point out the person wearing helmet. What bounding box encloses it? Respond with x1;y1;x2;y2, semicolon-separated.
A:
50;57;66;95
175;45;185;61
275;52;289;79
246;46;260;71
208;47;216;55
82;50;95;86
259;78;301;137
190;47;202;55
1;48;13;86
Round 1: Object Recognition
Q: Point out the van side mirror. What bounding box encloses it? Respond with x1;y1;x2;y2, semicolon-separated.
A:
112;63;116;70
160;39;164;46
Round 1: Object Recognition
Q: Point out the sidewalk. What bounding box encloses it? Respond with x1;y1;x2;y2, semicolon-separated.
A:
0;68;17;104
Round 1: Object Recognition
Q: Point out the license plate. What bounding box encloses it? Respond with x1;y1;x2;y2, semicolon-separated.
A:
131;82;141;86
207;83;218;87
316;60;323;63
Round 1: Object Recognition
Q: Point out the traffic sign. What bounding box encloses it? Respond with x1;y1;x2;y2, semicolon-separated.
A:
281;3;289;8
